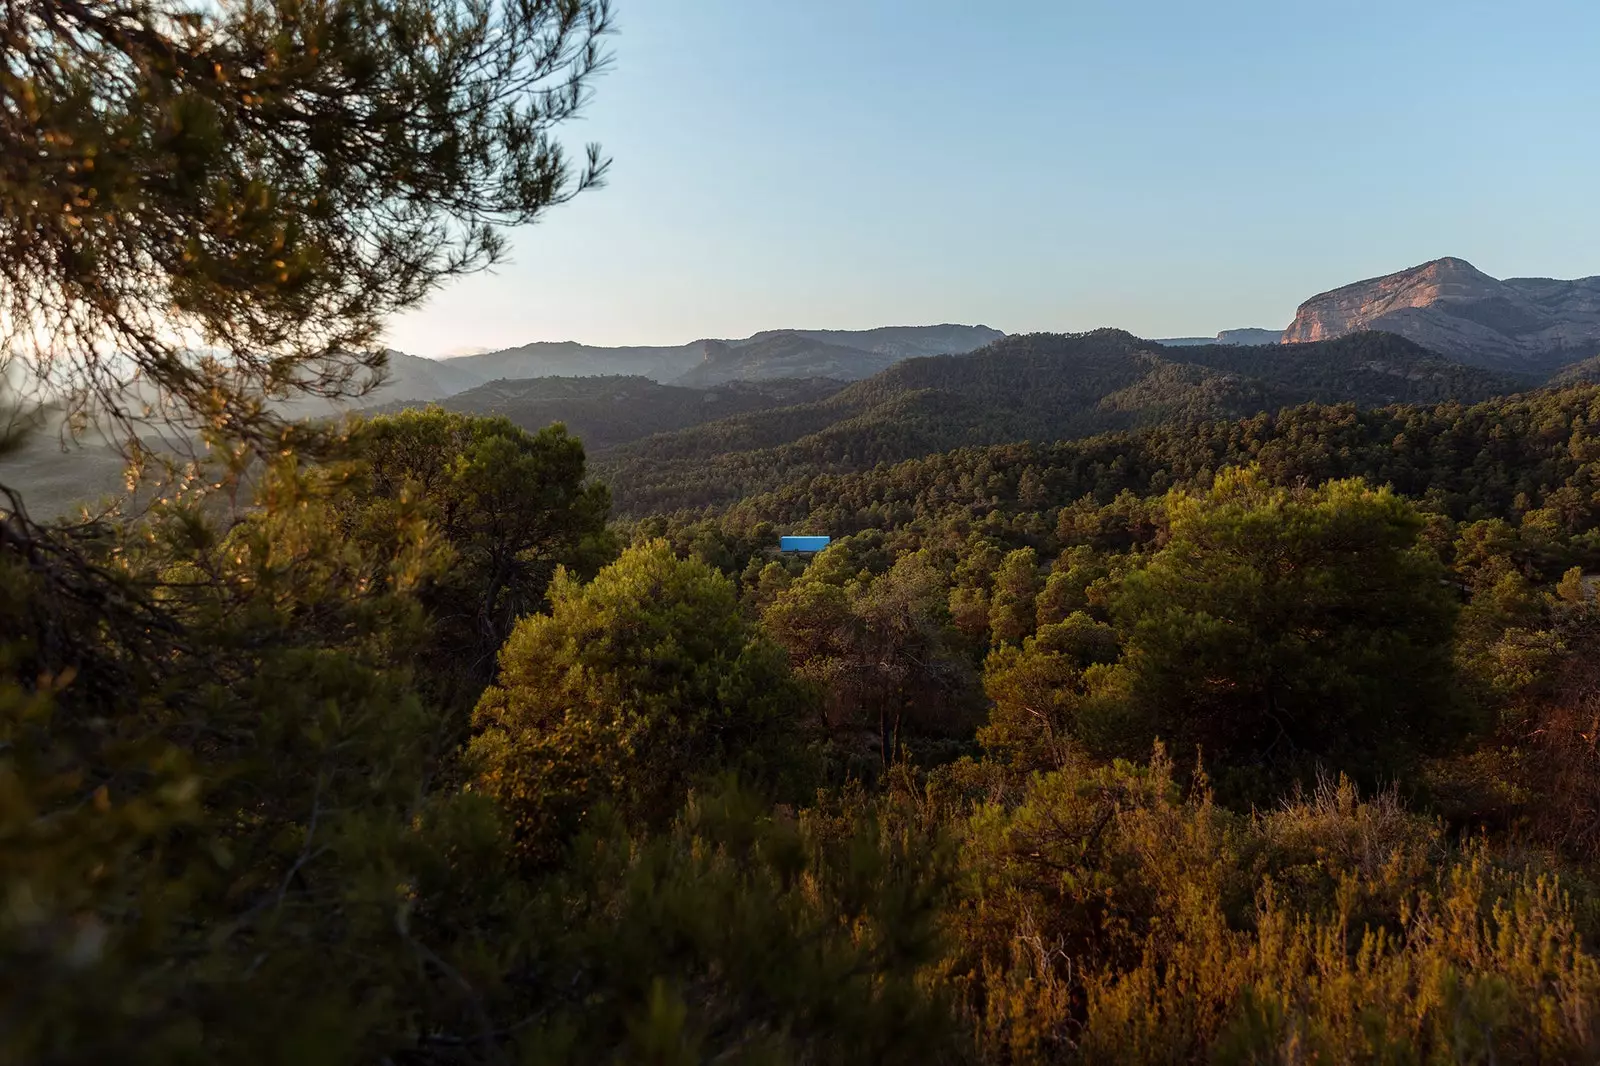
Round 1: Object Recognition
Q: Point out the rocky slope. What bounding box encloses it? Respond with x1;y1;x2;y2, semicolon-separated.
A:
1282;257;1600;370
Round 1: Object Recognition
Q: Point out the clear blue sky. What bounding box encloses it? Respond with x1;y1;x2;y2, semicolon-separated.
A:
384;0;1600;356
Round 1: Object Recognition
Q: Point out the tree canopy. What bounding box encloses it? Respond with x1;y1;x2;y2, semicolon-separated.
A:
469;540;811;864
1111;471;1463;791
347;407;612;680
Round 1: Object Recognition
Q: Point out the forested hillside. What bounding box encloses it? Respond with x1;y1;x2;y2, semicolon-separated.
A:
597;328;1525;514
699;383;1600;536
613;380;1600;1060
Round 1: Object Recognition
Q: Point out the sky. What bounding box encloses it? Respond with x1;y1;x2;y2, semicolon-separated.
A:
384;0;1600;357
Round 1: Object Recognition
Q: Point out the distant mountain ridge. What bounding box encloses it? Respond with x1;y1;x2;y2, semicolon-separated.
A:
676;333;909;387
365;375;846;451
1282;257;1600;370
441;340;710;385
743;324;1007;359
1217;328;1286;345
1158;327;1284;346
443;323;1005;390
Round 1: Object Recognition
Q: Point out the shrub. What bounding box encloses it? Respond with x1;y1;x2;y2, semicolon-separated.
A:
469;540;812;864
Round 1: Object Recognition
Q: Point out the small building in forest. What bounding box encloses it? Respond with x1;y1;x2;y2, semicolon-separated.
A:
778;535;831;555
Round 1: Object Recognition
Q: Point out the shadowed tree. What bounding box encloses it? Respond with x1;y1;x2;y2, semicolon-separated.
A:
988;546;1042;645
764;549;982;768
0;6;617;1060
1111;469;1464;795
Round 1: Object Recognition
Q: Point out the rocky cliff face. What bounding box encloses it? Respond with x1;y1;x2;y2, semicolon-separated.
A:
1282;257;1600;369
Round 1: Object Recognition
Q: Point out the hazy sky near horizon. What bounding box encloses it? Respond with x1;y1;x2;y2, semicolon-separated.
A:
384;0;1600;357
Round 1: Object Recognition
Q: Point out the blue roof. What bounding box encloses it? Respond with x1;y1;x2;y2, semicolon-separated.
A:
779;535;831;552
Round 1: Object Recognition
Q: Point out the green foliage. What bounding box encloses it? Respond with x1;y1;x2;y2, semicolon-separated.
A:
987;547;1042;645
620;387;1600;1060
979;613;1122;773
712;384;1600;551
4;0;609;449
1438;559;1600;858
763;548;982;770
0;460;522;1064
507;783;964;1064
469;540;811;865
347;407;612;682
1109;471;1465;793
1034;547;1110;627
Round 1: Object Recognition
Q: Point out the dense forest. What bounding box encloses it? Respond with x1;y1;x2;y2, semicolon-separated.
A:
9;2;1600;1064
16;387;1600;1063
592;329;1532;515
386;329;1531;518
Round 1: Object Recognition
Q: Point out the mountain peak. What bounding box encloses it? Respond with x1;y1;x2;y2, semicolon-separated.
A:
1283;258;1600;369
1411;256;1498;286
1425;255;1483;273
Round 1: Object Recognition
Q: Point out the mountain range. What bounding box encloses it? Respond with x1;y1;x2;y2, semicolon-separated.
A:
358;257;1600;409
410;324;1005;394
349;324;1007;409
9;256;1600;519
1156;328;1287;347
388;327;1519;484
366;375;848;453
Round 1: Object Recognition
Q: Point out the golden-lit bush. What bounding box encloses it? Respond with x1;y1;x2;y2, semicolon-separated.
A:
936;752;1600;1064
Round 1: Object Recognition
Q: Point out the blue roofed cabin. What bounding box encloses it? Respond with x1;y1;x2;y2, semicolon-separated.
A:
779;535;831;555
